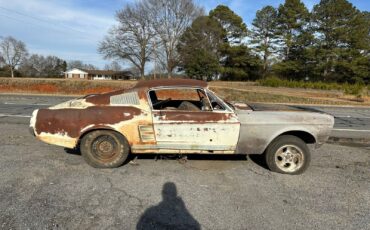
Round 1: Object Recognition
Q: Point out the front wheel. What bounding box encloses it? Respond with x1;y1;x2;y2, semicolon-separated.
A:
265;135;310;175
80;130;129;168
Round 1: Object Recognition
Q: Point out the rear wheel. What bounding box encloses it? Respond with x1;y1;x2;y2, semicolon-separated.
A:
80;130;129;168
265;135;310;175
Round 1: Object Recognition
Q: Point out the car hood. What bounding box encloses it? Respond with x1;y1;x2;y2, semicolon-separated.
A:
231;102;324;113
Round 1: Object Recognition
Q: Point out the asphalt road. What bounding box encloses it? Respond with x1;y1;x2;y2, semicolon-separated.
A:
0;94;369;229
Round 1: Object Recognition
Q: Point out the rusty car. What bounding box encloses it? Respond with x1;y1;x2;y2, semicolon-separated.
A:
29;79;334;174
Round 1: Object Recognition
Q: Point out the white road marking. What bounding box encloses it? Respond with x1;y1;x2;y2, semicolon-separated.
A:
2;102;51;106
0;113;31;118
332;128;370;132
335;115;370;119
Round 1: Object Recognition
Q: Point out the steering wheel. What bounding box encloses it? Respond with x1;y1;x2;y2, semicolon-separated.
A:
153;98;171;109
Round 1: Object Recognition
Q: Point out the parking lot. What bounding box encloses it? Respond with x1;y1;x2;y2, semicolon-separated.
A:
0;95;369;229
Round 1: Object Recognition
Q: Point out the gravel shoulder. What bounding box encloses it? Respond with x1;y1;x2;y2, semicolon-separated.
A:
0;123;369;230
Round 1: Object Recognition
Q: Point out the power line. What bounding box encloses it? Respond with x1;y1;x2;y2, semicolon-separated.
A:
0;12;95;41
0;6;87;34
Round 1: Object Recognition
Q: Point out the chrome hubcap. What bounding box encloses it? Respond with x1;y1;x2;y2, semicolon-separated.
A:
275;145;304;173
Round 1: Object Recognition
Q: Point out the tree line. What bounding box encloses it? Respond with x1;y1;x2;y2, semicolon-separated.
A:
100;0;370;83
0;36;124;78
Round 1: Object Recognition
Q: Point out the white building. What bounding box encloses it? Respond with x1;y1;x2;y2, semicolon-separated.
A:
64;68;133;80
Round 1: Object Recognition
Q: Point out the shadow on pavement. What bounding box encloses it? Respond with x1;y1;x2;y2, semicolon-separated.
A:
130;153;248;161
136;182;200;230
64;148;81;155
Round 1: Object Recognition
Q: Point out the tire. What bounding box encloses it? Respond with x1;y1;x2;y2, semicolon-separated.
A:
80;130;130;168
265;135;310;175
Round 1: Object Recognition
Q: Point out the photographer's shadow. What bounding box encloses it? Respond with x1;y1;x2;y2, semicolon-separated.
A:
137;182;200;230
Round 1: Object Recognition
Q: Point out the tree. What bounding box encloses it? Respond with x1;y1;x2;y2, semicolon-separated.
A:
271;0;313;80
0;36;28;78
19;54;66;78
250;6;279;76
276;0;310;60
210;5;260;80
178;16;224;80
99;1;156;78
220;45;262;81
67;60;96;70
311;0;370;82
209;5;247;44
104;61;122;71
144;0;203;77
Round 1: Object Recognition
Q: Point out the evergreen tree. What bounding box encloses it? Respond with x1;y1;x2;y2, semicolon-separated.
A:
220;45;261;81
177;16;225;80
210;5;261;80
250;6;279;77
312;0;370;82
272;0;312;80
276;0;310;60
209;5;247;44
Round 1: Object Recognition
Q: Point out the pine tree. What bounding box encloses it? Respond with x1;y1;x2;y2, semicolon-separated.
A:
270;0;312;80
210;5;261;80
312;0;370;82
177;16;225;80
276;0;310;60
250;6;279;77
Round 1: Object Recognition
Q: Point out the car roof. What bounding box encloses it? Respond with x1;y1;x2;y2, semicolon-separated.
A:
133;79;208;89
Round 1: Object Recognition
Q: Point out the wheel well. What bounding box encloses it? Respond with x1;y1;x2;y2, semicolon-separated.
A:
78;128;127;146
277;131;316;144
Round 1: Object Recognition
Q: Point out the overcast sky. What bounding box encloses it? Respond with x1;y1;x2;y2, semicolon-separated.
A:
0;0;369;69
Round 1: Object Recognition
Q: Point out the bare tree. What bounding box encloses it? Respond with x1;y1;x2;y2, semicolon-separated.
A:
0;36;28;78
144;0;203;77
67;60;96;70
0;55;5;68
104;61;122;71
99;2;156;79
20;54;66;77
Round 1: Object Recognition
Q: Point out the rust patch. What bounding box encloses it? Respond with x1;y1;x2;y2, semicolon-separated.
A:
133;79;208;89
157;111;235;123
155;89;200;100
35;106;141;138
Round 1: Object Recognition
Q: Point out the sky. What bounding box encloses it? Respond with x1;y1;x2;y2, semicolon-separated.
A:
0;0;369;69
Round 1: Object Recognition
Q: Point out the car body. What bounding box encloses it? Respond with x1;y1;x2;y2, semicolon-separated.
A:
30;79;334;174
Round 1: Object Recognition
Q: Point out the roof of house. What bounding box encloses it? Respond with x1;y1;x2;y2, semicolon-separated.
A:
81;69;132;76
133;78;208;89
65;68;132;76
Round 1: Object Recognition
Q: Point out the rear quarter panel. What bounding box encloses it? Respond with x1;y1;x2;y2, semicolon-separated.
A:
33;89;153;148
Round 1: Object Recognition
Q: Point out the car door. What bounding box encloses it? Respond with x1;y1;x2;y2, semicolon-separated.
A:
149;87;240;152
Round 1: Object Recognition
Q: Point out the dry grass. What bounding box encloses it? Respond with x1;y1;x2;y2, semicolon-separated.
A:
0;78;136;95
0;78;369;106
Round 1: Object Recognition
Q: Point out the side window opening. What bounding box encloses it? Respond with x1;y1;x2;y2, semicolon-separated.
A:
207;91;226;111
149;88;211;111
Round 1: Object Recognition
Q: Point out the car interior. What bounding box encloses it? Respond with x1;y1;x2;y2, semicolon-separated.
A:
149;88;215;111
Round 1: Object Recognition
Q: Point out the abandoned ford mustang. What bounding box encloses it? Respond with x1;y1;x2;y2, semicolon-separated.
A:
29;79;334;174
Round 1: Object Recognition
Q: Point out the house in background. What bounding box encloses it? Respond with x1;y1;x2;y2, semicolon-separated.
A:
64;68;135;80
